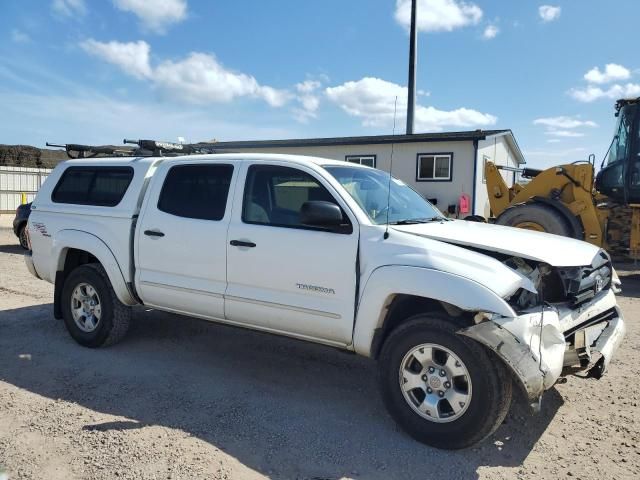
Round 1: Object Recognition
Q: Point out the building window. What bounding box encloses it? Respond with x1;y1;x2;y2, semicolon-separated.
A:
416;153;453;182
345;155;376;168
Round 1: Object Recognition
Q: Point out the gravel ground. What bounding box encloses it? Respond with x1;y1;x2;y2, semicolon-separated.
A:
0;215;638;480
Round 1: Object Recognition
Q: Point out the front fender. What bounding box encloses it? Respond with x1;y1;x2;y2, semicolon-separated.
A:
352;265;516;357
51;229;136;306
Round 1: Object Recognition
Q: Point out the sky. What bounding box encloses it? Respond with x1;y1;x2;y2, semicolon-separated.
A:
0;0;638;168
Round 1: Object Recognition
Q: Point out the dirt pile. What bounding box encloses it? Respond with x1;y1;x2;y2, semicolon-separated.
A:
0;145;68;168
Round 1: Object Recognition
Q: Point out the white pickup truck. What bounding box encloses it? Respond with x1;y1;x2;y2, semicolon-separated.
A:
25;153;625;449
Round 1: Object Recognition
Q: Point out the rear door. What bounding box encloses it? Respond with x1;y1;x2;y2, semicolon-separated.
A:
135;160;238;319
225;161;359;345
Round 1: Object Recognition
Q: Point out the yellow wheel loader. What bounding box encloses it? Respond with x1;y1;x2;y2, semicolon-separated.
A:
485;98;640;259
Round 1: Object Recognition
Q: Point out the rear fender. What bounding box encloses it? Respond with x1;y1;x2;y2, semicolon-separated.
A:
352;265;516;357
52;230;137;306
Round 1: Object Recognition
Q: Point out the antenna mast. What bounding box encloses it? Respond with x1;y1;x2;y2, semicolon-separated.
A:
406;0;418;134
384;97;399;240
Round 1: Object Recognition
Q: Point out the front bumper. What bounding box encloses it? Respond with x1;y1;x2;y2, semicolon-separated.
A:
460;289;625;409
565;311;626;379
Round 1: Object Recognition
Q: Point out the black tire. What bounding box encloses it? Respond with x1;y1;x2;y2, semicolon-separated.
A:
495;203;572;237
61;263;131;348
463;215;487;223
18;224;29;250
378;314;512;449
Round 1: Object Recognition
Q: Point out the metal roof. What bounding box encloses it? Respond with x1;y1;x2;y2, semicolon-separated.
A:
211;129;512;149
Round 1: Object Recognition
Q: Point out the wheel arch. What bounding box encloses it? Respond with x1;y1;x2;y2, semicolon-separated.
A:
52;230;137;319
368;294;470;360
353;265;516;358
16;220;29;248
16;219;27;232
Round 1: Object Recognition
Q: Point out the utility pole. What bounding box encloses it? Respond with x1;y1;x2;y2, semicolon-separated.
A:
406;0;417;134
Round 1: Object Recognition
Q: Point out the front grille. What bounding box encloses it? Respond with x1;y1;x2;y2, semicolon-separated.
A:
556;251;612;307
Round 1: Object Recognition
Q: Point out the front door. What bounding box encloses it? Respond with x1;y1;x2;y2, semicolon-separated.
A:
225;162;359;345
136;161;237;319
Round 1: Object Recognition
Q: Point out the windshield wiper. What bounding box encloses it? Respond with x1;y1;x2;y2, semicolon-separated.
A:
391;216;446;225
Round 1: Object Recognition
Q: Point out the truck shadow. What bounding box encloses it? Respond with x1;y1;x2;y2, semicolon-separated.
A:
0;243;23;255
0;303;563;479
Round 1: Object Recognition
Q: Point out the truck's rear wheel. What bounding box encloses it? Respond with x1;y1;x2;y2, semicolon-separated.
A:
18;224;29;250
495;203;573;237
61;264;131;348
378;315;512;449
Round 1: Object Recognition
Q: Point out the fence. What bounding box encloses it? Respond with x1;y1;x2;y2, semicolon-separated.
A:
0;166;52;213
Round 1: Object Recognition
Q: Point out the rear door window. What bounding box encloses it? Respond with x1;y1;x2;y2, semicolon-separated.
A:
157;164;234;221
52;167;134;206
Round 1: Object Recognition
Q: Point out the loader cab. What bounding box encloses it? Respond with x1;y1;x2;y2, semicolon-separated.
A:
596;99;640;204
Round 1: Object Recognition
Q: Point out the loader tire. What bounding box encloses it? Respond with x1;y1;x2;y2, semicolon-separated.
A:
495;203;573;237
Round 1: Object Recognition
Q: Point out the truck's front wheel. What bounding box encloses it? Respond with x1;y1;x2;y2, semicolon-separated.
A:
378;314;512;449
61;264;131;348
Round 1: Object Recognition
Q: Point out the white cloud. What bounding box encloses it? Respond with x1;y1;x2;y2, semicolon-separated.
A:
569;64;639;102
154;53;289;106
81;39;152;79
113;0;187;33
539;5;561;23
545;130;584;138
0;91;294;146
11;29;30;44
525;147;586;156
300;95;320;112
80;39;291;108
0;59;297;144
584;64;631;84
395;0;482;33
326;77;406;126
570;83;640;103
52;0;86;16
482;24;499;39
547;139;561;143
296;80;322;94
325;77;497;131
533;116;597;129
534;116;595;140
293;80;323;123
524;147;588;168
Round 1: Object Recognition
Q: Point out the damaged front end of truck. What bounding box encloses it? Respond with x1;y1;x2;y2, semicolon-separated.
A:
459;249;626;410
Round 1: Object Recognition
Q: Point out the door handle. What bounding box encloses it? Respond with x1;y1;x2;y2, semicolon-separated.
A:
230;239;256;248
144;230;165;237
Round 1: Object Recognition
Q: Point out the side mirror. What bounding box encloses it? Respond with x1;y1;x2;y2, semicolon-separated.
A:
300;201;344;229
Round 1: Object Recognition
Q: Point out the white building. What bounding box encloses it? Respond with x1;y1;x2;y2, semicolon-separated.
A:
214;129;525;218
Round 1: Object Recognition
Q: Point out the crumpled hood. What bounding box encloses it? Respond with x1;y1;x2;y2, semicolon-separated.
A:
393;219;600;267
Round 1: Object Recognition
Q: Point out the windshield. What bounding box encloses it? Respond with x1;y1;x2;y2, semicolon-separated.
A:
607;104;634;166
324;165;444;224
